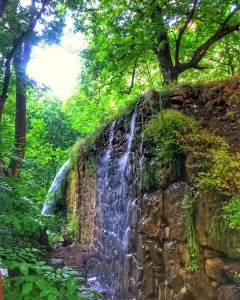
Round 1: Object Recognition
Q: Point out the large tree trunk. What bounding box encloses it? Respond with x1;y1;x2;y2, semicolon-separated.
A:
10;43;31;178
154;48;179;85
153;29;179;85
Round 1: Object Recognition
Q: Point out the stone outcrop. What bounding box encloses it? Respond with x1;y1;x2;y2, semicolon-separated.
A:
66;78;240;300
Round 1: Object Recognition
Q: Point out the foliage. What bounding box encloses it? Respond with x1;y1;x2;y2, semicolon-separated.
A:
19;118;69;204
224;194;240;231
0;180;43;242
197;150;240;196
69;0;240;96
207;216;231;243
144;109;197;162
175;124;240;196
27;95;79;150
177;127;229;155
0;246;99;300
64;89;138;136
182;193;199;272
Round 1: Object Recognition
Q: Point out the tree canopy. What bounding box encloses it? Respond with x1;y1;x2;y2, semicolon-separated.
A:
72;0;240;94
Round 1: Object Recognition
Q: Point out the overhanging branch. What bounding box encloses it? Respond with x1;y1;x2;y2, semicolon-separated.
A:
175;0;199;66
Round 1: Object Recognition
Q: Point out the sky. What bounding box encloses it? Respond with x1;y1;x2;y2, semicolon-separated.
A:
22;0;86;100
27;30;85;100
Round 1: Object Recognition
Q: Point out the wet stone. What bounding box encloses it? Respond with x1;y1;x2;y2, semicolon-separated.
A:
164;182;189;242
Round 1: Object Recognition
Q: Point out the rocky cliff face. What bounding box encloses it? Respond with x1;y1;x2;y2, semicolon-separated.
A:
66;78;240;300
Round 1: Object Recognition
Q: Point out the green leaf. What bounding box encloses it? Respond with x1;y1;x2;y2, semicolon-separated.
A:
22;282;33;296
48;294;57;300
35;279;48;290
20;263;29;276
40;290;50;298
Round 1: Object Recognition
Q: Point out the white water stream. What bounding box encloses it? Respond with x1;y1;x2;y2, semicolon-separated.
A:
41;159;70;216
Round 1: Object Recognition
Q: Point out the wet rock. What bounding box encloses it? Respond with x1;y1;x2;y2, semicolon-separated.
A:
205;258;227;284
142;90;160;112
148;240;164;266
178;243;189;266
163;240;184;293
186;272;218;300
136;235;150;264
140;191;164;238
164;182;189;242
204;248;221;259
48;258;64;268
223;263;240;284
195;189;240;258
140;262;155;297
176;287;194;300
185;153;206;183
217;284;240;300
156;282;175;300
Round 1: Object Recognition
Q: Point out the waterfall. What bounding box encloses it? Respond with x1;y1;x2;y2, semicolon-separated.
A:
87;111;138;299
41;159;70;216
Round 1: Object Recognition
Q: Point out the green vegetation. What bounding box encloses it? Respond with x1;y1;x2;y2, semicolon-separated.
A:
182;194;199;272
145;107;240;265
0;246;100;300
67;214;80;240
224;194;240;231
144;109;197;162
0;0;239;298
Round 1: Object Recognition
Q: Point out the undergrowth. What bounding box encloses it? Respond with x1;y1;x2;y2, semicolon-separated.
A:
0;246;99;300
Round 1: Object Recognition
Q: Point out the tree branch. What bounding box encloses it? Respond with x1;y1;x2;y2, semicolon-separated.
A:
120;61;138;94
178;6;240;72
175;0;199;66
181;23;240;71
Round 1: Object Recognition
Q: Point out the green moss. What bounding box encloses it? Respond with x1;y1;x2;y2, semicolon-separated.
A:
176;124;240;196
197;150;240;196
144;109;197;163
67;213;80;240
69;133;97;170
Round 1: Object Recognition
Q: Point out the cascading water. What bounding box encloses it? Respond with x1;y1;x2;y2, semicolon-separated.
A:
41;159;70;216
87;111;139;299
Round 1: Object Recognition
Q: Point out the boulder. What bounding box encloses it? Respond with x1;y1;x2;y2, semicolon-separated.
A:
205;258;227;284
163;240;184;293
140;191;164;238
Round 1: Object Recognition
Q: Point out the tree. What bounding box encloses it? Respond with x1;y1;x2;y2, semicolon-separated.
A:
0;0;65;176
0;0;47;123
10;42;31;177
74;0;240;88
